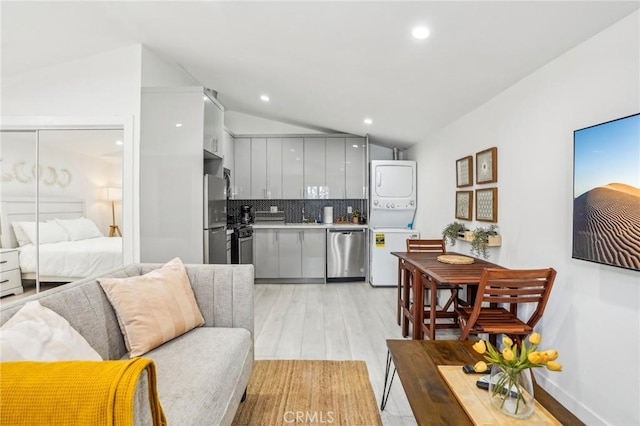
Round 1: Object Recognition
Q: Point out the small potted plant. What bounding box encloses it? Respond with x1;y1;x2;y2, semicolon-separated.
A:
470;225;500;259
352;209;361;224
442;221;468;246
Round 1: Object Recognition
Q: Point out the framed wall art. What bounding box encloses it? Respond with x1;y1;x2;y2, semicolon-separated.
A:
455;190;473;220
573;112;640;272
476;187;498;222
456;156;473;187
476;147;498;184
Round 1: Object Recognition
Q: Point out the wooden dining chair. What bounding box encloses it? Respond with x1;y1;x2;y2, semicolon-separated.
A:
456;268;557;345
399;239;461;338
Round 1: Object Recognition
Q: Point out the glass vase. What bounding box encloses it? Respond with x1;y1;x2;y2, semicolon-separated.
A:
488;365;535;419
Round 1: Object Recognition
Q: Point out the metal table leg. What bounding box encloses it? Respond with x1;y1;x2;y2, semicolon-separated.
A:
380;349;397;411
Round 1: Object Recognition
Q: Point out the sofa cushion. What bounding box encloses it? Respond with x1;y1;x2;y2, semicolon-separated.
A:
0;301;102;361
141;327;253;426
99;257;204;357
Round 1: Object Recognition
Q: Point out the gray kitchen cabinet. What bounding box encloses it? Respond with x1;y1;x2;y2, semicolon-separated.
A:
304;137;326;198
326;137;346;199
266;138;283;199
250;138;267;199
203;92;225;158
233;137;251;199
140;86;220;263
223;129;235;179
301;229;325;278
233;134;366;200
282;138;303;199
278;229;302;278
254;229;279;278
345;137;366;198
254;228;325;280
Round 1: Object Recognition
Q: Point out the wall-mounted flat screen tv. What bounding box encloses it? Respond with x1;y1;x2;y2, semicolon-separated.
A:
573;112;640;272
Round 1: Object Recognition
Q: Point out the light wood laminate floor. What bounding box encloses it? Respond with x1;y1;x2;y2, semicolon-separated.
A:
253;282;460;426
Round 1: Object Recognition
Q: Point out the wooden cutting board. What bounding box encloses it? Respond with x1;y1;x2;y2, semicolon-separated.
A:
437;366;562;425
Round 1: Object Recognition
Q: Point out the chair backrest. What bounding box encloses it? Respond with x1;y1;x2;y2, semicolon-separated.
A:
406;239;446;253
475;268;557;328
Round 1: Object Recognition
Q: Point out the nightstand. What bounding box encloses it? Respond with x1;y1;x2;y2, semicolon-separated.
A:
1;248;24;297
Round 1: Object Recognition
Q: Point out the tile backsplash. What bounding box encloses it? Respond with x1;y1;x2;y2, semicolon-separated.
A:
228;199;367;224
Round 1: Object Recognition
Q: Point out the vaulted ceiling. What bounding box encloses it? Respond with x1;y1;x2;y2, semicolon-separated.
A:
2;1;638;148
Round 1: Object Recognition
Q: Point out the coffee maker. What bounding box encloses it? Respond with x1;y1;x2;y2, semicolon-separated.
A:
240;205;253;224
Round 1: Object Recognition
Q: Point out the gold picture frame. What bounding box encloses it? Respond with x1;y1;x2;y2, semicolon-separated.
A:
476;147;498;184
455;190;473;220
456;156;473;187
475;188;498;222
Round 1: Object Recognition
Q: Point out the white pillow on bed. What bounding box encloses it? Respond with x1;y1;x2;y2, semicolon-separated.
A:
13;221;69;245
11;222;33;246
55;217;103;241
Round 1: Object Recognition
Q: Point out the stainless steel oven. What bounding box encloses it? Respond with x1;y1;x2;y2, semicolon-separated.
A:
231;225;253;264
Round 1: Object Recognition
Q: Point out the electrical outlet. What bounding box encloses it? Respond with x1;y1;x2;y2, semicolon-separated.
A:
347;206;352;214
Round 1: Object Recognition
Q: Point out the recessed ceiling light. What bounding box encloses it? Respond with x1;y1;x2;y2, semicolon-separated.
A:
364;118;373;125
175;123;183;128
260;94;270;102
115;140;123;146
412;26;430;40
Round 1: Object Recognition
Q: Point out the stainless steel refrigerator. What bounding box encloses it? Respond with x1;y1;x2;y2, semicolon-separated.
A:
204;174;228;264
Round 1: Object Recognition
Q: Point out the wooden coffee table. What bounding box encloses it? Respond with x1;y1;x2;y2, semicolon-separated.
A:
381;340;584;425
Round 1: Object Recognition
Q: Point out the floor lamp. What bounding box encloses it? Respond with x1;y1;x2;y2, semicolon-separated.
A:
106;187;122;237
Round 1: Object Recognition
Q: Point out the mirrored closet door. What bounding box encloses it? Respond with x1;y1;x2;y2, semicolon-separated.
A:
0;129;123;295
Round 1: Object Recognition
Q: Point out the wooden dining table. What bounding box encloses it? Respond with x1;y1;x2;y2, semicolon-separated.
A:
392;251;505;340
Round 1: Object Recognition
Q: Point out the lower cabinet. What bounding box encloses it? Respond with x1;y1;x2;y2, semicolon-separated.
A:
254;228;326;280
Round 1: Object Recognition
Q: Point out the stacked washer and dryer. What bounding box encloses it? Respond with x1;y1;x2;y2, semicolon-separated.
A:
368;160;419;287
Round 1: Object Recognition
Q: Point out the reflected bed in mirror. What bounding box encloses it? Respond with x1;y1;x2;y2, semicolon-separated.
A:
0;199;123;283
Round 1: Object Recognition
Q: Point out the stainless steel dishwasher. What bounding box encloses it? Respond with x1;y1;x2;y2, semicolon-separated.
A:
326;228;366;282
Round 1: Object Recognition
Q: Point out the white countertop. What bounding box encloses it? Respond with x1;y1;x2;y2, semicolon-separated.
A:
252;223;368;230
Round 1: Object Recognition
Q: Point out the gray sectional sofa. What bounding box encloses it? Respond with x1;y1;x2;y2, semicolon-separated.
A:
0;263;254;426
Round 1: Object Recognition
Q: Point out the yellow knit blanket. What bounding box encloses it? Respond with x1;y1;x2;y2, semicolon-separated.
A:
1;358;166;426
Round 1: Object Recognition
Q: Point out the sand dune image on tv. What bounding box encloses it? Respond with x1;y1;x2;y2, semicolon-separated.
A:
573;182;640;271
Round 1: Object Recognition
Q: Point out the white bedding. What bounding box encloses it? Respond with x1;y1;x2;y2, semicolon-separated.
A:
18;237;123;280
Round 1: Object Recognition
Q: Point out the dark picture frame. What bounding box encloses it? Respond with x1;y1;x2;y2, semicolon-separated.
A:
456;156;473;188
572;112;640;272
455;190;473;220
475;188;498;222
476;147;498;184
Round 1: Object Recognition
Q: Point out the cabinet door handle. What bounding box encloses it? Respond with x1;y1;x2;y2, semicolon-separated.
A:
0;260;7;264
0;279;8;284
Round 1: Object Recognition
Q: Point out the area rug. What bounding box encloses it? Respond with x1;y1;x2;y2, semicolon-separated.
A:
232;360;383;425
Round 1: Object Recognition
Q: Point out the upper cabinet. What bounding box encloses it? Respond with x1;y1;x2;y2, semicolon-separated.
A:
345;137;366;199
233;134;366;200
304;137;326;199
326;138;346;199
203;91;225;159
234;137;251;199
282;138;304;199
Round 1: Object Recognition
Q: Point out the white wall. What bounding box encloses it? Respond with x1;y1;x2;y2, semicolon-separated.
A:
225;110;324;135
408;11;640;425
141;46;199;87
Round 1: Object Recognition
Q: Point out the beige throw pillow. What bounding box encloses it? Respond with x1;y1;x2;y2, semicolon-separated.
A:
98;257;204;357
